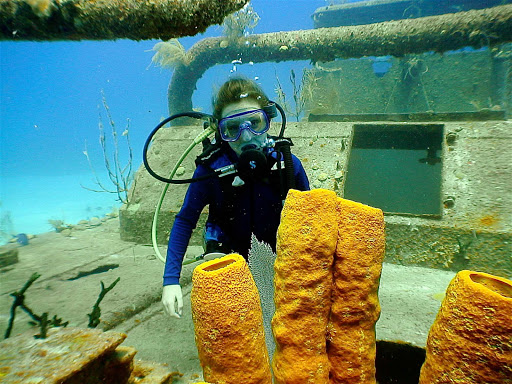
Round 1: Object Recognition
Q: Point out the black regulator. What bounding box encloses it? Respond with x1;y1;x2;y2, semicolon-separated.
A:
142;102;296;195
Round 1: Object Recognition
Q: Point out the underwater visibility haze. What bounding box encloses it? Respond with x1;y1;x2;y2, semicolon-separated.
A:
1;0;511;383
0;0;329;239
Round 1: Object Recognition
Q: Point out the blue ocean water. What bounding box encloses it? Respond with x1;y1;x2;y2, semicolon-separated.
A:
0;0;334;240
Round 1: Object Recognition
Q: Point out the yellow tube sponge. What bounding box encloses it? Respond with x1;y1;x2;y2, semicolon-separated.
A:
419;270;512;383
191;253;272;384
328;198;385;384
273;189;339;384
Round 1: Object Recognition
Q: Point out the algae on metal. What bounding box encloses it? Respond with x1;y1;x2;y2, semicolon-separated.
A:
222;2;260;42
0;0;250;40
167;4;512;114
274;68;320;121
147;39;187;71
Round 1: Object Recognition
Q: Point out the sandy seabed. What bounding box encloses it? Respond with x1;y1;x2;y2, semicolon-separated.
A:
0;215;456;383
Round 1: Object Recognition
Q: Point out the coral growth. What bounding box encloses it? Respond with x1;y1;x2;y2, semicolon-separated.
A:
191;253;272;384
81;92;135;205
420;270;512;383
147;39;186;70
274;68;319;121
48;219;71;233
26;0;56;17
272;189;385;383
329;198;385;384
2;0;252;40
189;190;385;383
478;214;501;227
248;234;277;362
273;189;339;383
222;3;260;40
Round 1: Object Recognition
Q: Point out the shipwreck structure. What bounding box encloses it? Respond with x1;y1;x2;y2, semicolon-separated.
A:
0;0;250;40
120;5;512;276
121;2;512;278
2;2;511;382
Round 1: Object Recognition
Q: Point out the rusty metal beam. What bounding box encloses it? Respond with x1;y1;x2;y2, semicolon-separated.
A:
0;0;249;41
168;4;512;114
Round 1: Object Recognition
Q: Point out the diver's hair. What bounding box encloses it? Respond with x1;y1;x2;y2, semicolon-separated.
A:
212;76;270;120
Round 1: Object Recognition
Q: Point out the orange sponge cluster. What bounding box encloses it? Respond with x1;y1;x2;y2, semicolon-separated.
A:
273;189;385;384
328;198;385;384
420;270;512;383
273;189;339;383
191;253;272;384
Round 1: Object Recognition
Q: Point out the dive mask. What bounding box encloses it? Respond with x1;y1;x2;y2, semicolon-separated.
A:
218;109;270;142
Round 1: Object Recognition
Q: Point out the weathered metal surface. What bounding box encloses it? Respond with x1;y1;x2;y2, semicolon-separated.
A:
120;120;512;277
305;48;511;118
168;5;512;114
0;0;249;41
0;327;126;383
309;111;507;123
312;0;512;28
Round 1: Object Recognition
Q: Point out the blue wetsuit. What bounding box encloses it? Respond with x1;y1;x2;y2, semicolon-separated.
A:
163;146;309;285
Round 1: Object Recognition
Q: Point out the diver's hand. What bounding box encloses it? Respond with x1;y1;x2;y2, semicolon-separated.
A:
162;284;183;318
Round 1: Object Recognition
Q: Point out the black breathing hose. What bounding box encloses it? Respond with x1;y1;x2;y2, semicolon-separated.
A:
275;102;287;138
143;103;294;186
142;111;217;184
281;144;296;191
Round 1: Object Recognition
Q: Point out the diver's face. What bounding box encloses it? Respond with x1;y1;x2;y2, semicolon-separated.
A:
221;99;268;157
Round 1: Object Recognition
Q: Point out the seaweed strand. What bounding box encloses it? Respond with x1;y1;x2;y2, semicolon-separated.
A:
4;272;41;339
88;277;121;328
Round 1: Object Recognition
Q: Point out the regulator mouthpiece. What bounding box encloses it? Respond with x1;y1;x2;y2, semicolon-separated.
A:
237;148;268;182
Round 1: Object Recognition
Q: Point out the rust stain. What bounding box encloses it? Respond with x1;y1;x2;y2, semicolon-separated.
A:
478;214;500;227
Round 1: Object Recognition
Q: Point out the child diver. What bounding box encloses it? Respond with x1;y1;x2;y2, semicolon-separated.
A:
162;77;310;318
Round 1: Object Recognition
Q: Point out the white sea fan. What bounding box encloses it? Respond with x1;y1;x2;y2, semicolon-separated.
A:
248;234;276;361
147;39;186;70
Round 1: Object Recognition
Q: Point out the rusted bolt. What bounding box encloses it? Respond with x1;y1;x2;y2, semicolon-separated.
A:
443;196;455;209
446;132;458;145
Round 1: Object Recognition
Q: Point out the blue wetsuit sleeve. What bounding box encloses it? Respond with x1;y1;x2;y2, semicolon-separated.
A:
163;166;211;286
292;154;310;191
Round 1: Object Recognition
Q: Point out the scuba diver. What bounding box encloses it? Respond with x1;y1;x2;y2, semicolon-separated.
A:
159;77;310;318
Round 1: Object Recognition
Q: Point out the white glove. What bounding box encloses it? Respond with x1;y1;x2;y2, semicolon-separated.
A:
162;284;183;318
203;252;226;261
